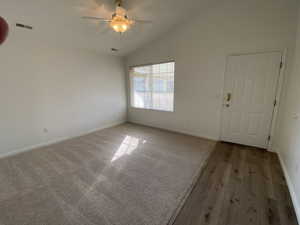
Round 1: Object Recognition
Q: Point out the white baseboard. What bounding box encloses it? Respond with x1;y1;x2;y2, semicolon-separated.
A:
128;120;218;141
277;151;300;224
0;120;126;159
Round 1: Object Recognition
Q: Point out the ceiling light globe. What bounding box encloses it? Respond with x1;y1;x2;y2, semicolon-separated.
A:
110;18;130;33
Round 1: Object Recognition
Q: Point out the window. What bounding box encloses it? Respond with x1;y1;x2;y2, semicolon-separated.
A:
130;61;175;112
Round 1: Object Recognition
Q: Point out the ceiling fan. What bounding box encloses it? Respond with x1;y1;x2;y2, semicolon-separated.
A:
82;0;152;33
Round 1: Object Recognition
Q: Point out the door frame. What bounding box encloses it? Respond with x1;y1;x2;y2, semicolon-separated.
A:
219;49;287;151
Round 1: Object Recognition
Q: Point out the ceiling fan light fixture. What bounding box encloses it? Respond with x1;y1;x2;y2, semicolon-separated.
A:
109;16;131;33
82;2;151;34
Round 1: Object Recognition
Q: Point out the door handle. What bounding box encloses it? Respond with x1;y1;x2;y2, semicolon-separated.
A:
226;93;232;102
224;93;231;108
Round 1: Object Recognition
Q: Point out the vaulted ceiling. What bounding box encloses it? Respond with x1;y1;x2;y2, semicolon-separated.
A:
2;0;211;56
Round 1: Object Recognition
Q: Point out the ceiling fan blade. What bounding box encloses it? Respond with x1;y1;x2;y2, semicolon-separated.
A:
99;26;112;35
132;20;153;24
82;16;111;22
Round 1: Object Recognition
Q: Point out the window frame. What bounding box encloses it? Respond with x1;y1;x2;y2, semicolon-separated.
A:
129;60;175;112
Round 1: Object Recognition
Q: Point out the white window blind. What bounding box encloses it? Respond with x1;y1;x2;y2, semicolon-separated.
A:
130;62;175;112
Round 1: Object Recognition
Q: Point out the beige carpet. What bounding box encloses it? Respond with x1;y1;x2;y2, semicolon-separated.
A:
0;123;215;225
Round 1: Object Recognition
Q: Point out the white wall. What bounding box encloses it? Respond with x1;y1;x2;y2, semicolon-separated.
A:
0;27;127;157
272;7;300;221
125;0;298;140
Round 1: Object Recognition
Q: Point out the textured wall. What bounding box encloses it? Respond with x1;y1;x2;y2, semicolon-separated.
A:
126;0;298;140
0;27;127;156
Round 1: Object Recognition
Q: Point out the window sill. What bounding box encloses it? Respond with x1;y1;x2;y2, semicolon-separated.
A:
130;106;174;113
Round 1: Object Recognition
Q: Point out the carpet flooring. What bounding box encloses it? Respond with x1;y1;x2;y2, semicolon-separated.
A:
0;123;215;225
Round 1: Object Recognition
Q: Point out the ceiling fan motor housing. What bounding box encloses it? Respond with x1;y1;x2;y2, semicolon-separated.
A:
115;6;127;17
115;0;123;7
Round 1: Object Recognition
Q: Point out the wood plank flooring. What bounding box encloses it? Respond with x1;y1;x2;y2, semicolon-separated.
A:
173;142;299;225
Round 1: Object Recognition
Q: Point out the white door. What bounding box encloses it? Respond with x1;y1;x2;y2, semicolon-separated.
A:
221;52;282;148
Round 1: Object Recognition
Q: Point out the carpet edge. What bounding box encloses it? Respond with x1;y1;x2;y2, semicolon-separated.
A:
165;144;215;225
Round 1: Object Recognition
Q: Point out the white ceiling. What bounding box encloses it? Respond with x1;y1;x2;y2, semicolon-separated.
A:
1;0;210;56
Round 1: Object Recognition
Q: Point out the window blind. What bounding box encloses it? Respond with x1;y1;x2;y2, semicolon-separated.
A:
130;62;175;112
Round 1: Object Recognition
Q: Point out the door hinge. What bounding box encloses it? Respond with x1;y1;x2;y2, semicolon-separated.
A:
274;99;277;107
280;61;283;69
